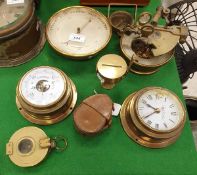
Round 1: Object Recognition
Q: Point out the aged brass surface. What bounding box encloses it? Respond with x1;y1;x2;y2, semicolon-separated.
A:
16;66;77;125
6;126;67;167
0;0;45;67
96;54;128;89
109;11;133;35
46;6;112;59
120;87;186;148
118;6;188;74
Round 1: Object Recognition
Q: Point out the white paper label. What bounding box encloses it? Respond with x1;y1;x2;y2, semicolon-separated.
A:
7;0;24;4
69;33;86;43
112;103;122;116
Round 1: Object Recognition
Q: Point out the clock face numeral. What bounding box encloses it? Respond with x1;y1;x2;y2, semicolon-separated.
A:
137;88;184;132
169;119;175;123
170;104;175;108
155;123;159;129
147;95;153;100
163;123;168;128
142;99;147;104
147;120;152;125
171;112;177;116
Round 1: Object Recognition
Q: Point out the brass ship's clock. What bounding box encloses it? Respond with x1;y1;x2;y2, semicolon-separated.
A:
120;87;186;148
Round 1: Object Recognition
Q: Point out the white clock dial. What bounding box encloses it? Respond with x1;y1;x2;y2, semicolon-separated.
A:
19;67;66;107
136;88;184;132
0;0;31;30
46;6;111;58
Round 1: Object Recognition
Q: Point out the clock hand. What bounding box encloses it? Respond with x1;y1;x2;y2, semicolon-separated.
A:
143;108;160;119
77;18;92;34
146;103;158;110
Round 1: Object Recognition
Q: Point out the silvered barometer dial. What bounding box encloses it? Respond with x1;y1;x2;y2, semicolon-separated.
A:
46;6;112;59
120;87;186;148
16;66;77;125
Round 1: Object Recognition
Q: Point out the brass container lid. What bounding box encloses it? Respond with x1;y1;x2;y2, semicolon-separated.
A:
97;54;127;89
6;126;49;167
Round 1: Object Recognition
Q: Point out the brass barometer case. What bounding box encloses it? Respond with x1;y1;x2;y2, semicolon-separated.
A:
119;6;188;74
6;126;67;167
0;0;45;67
96;54;128;89
16;66;77;125
46;6;112;59
120;87;186;148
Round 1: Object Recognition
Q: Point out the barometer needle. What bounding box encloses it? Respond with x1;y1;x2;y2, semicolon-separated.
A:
77;18;92;34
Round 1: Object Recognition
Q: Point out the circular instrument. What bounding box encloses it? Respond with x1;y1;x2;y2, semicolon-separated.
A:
6;126;67;167
0;0;45;67
120;33;174;74
138;12;152;25
16;66;77;125
96;54;128;89
109;11;133;35
46;6;112;59
120;87;186;148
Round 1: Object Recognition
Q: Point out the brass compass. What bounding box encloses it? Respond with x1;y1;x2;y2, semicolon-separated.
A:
120;87;186;148
16;66;77;125
6;126;67;167
0;0;45;67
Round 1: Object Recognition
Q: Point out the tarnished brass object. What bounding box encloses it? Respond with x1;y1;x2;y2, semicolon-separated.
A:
119;6;188;74
6;126;67;167
16;66;77;125
96;54;128;89
0;0;45;67
109;11;133;35
120;87;186;148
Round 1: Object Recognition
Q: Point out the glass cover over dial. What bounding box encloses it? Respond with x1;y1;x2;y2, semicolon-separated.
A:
136;88;185;132
46;6;111;57
0;0;32;32
19;67;66;107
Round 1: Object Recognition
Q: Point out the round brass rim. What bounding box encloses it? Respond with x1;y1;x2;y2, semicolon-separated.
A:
120;93;181;148
0;0;34;38
0;20;46;67
46;6;112;59
7;126;48;167
109;11;133;31
129;66;158;75
18;66;67;108
16;78;77;125
127;88;185;139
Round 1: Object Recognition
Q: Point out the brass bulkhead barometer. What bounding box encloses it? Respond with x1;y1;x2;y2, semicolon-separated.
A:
16;66;77;125
46;6;112;59
120;87;186;148
0;0;45;67
6;126;67;167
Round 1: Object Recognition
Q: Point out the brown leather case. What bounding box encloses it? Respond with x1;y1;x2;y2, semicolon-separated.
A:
80;0;150;6
73;94;113;135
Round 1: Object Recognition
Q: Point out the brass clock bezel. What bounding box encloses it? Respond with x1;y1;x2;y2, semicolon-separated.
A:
120;87;186;148
46;6;112;59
